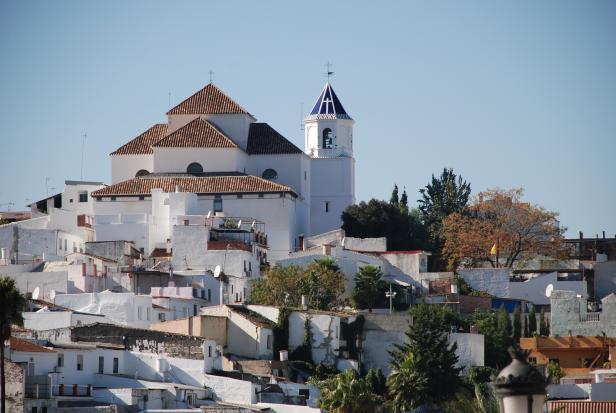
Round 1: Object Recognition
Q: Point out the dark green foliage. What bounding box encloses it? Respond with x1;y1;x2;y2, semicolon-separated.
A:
290;318;313;365
417;168;471;268
273;307;291;359
513;305;522;341
497;305;512;337
388;302;463;410
351;265;386;311
471;310;513;369
342;199;427;251
528;305;537;336
365;368;387;397
465;366;498;386
399;189;409;216
317;369;384;413
539;308;549;336
341;315;364;360
311;363;339;381
548;360;565;384
390;185;399;208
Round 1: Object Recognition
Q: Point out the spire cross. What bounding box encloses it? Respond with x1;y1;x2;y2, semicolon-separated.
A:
209;70;214;83
324;62;334;82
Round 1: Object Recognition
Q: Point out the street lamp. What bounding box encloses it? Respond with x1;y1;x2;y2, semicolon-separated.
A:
493;347;547;413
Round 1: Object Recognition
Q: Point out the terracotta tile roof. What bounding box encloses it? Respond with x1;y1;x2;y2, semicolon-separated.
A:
111;124;168;155
151;248;172;258
246;123;302;155
91;175;296;197
548;400;616;413
167;83;251;116
9;337;55;353
153;118;238;149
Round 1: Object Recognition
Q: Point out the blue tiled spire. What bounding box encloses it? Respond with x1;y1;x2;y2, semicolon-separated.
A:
308;83;352;120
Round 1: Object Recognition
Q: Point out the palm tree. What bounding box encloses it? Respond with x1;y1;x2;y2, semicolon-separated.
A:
318;369;382;413
0;277;27;413
351;265;386;312
387;352;429;412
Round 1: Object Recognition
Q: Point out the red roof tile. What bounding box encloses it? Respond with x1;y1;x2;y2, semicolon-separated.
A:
111;124;168;155
153;118;238;149
9;337;55;353
549;401;616;413
167;83;251;116
91;175;296;197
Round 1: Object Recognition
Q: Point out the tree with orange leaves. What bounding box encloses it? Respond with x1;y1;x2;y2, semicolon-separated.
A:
441;188;568;269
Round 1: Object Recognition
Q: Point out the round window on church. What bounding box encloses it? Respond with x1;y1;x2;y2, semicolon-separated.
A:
262;169;278;181
187;162;204;174
135;169;150;177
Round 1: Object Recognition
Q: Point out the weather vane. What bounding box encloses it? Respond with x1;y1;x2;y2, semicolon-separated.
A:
325;62;334;82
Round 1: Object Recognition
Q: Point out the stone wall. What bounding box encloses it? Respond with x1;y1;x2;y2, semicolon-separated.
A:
3;358;24;413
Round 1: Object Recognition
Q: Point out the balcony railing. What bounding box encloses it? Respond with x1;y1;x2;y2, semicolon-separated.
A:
581;312;601;322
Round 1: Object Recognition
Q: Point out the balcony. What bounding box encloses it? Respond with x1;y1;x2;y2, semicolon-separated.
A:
581;312;601;322
53;384;92;397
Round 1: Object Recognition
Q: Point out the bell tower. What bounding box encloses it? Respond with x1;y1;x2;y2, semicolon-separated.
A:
305;82;356;235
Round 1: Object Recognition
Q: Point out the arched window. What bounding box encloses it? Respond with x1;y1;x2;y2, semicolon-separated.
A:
135;169;150;177
322;128;333;149
187;162;203;174
262;168;278;180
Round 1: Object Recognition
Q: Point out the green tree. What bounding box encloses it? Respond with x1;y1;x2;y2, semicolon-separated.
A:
290;317;314;364
513;305;522;341
497;305;512;337
300;258;345;310
317;369;383;413
342;199;427;251
390;184;399;208
418;168;471;249
1;277;27;413
365;368;387;397
528;305;537;336
249;259;345;310
539;308;549;336
472;310;512;369
399;188;409;216
351;265;386;312
548;360;565;384
388;302;463;411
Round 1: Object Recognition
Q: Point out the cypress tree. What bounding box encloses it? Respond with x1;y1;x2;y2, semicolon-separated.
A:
539;308;549;336
390;184;399;208
513;305;522;341
497;304;511;337
400;188;409;215
528;305;537;336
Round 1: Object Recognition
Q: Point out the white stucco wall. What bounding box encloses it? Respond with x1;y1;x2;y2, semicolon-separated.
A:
111;154;154;184
203;373;259;405
508;272;587;305
153;147;248;174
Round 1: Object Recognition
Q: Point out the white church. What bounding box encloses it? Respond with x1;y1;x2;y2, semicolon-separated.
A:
16;81;356;262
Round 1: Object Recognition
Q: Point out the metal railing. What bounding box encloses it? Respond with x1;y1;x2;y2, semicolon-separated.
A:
581;312;601;322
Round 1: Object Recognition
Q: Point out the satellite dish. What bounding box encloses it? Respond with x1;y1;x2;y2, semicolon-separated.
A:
237;220;242;229
32;287;40;300
545;284;554;298
49;290;56;300
206;211;212;219
214;265;222;278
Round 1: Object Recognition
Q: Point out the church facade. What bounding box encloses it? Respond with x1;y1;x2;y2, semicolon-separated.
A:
91;81;356;260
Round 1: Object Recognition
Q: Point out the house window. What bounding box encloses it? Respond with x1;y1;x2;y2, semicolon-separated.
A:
258;193;264;198
98;356;104;374
73;242;77;252
237;194;243;199
304;171;307;180
262;169;278;180
249;262;252;271
243;261;246;272
193;304;198;316
110;196;116;201
208;346;212;357
31;407;37;413
146;307;151;321
299;388;310;399
57;354;64;367
213;197;223;213
77;354;84;371
58;239;62;250
207;289;211;302
138;196;145;201
528;357;537;365
113;357;119;374
322;128;333;148
187;162;203;174
325;201;330;213
64;239;67;251
267;335;273;350
78;191;88;202
135;169;149;177
137;306;142;320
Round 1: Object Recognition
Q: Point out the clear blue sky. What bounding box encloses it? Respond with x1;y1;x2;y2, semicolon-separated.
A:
1;0;615;237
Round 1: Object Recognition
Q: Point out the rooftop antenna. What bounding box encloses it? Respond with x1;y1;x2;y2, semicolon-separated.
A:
209;70;214;84
324;61;334;82
80;133;87;179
